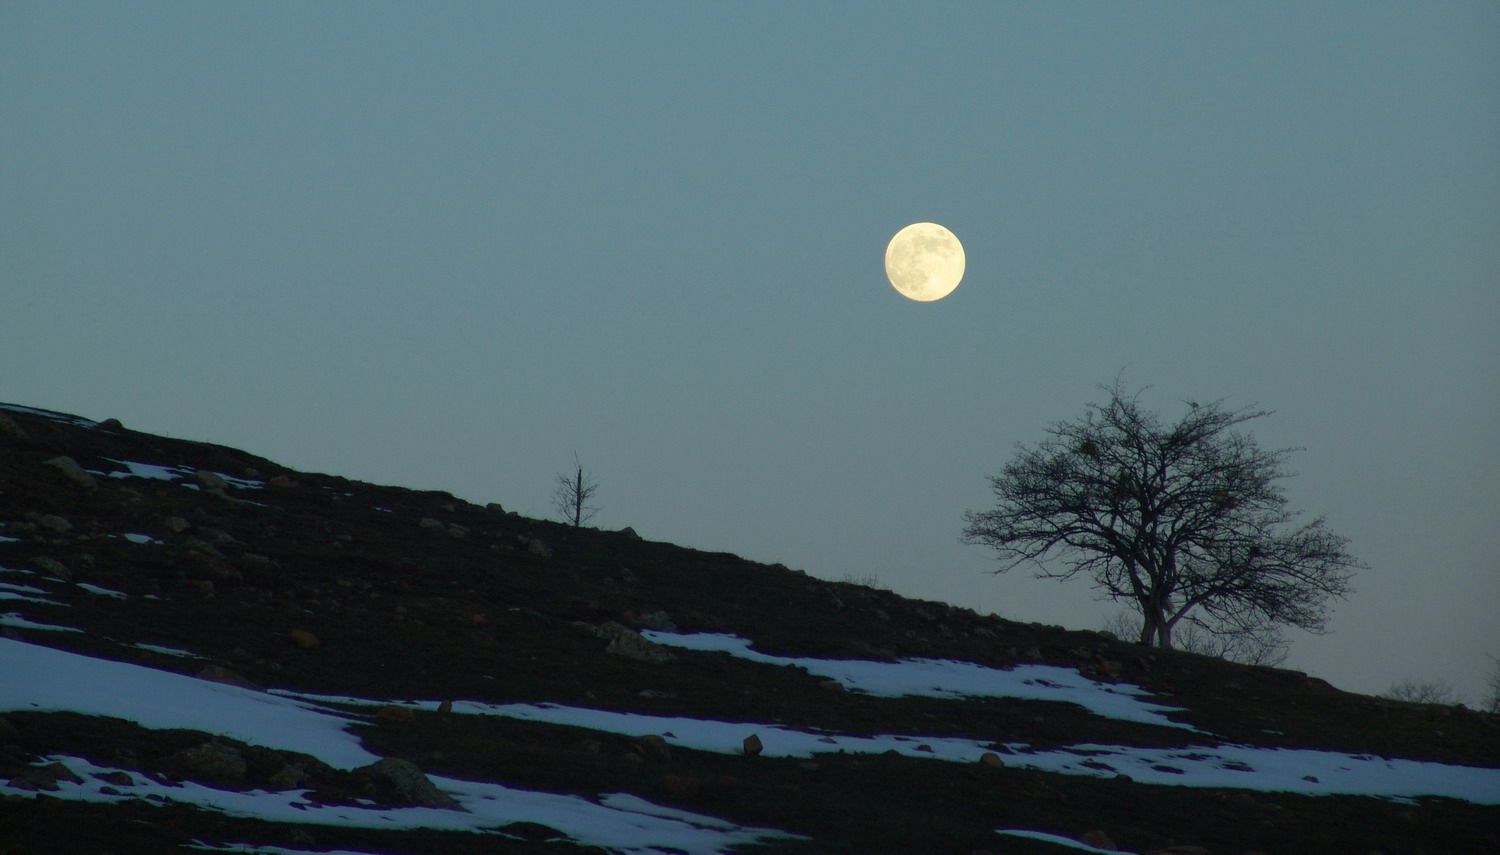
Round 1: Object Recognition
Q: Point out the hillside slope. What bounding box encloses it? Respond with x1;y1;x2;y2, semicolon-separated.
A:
1;401;1496;855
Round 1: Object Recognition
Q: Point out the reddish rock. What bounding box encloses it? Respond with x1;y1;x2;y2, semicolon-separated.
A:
979;752;1005;768
377;704;415;722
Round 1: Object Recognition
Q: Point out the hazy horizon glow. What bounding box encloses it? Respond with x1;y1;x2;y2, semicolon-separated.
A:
2;2;1496;701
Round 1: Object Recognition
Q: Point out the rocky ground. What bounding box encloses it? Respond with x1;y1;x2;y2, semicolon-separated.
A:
0;402;1496;855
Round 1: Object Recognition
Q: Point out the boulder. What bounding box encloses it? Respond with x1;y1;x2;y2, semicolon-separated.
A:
377;705;415;723
419;518;445;530
0;411;27;438
195;469;228;490
288;629;320;649
7;761;84;791
43;457;97;490
742;734;764;756
353;758;463;810
632;610;678;632
30;556;72;580
979;752;1005;768
161;742;247;785
636;734;672;761
37;514;72;533
598;622;677;664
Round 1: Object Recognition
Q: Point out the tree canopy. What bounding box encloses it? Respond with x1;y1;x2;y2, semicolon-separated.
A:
962;382;1361;650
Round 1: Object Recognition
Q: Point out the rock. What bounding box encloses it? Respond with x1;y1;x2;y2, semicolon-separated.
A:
181;579;215;597
485;502;506;513
289;629;320;649
93;771;134;786
661;774;699;798
1081;830;1117;850
267;475;299;489
97;418;125;431
43;457;97;489
618;526;641;539
636;735;672;761
818;680;845;692
0;411;27;438
376;705;415;723
30;556;72;581
979;752;1005;768
437;699;453;715
161;742;246;785
195;663;259;689
598;622;677;663
526;537;553;558
742;734;764;756
419;518;445;530
164;516;191;533
37;514;72;534
7;761;84;791
633;610;677;632
446;523;468;539
353;758;462;810
195;469;228;490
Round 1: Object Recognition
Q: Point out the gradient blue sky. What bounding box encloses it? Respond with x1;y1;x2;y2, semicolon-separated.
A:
4;2;1497;701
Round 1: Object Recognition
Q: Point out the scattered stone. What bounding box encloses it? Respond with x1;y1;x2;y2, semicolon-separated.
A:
376;704;416;723
742;734;764;756
353;758;462;810
289;629;320;649
195;663;258;689
161;742;246;785
598;622;677;664
1081;830;1117;850
7;761;83;791
979;752;1004;768
30;555;71;580
419;518;445;530
37;514;72;534
446;523;468;539
164;516;191;534
526;537;553;558
43;456;97;489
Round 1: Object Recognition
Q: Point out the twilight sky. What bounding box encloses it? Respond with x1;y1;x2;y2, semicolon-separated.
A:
3;2;1496;702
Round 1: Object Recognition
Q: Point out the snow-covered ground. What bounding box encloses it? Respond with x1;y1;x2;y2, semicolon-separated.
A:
643;630;1195;728
0;638;800;854
2;569;1499;854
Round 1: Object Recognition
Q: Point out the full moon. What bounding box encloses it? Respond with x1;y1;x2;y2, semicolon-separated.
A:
884;222;965;302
